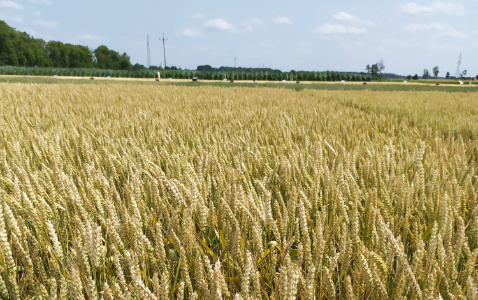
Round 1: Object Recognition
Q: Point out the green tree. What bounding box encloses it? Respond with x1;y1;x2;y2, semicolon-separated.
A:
33;39;50;67
423;69;429;79
413;74;418;80
433;66;439;78
377;59;385;74
197;65;214;71
13;31;35;66
365;65;371;74
0;20;99;68
371;64;379;76
0;21;19;66
46;41;69;67
94;46;131;70
94;45;113;69
446;71;450;79
132;63;146;71
66;44;94;68
119;53;131;70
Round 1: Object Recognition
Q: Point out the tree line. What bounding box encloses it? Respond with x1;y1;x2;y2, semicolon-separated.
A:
0;65;372;82
0;20;131;70
406;67;473;80
196;65;282;73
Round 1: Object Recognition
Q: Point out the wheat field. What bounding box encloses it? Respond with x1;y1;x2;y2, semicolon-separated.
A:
0;83;477;299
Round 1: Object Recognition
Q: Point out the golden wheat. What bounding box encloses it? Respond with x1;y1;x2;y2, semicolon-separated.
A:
0;82;477;299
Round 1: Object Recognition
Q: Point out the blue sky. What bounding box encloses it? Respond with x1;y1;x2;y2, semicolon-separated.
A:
1;0;476;76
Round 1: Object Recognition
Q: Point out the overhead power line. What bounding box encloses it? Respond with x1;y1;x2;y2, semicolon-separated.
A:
159;33;168;69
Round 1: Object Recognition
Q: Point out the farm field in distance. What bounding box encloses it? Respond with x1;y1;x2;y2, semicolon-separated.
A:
0;81;477;299
1;74;477;93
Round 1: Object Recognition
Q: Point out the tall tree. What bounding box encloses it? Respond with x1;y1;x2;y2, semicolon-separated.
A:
66;44;94;68
0;20;132;69
0;21;19;66
423;69;429;79
119;53;131;70
433;66;439;79
94;45;112;69
14;31;36;66
367;60;384;76
371;64;379;76
197;65;214;71
377;59;385;74
46;41;69;67
132;63;146;71
94;45;131;70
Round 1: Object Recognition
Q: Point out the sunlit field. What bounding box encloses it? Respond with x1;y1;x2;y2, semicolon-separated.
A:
0;82;477;299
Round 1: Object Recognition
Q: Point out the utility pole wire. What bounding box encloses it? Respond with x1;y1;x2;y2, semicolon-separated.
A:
160;33;168;69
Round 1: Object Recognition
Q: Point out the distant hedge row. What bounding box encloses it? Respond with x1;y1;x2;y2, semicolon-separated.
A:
0;66;372;82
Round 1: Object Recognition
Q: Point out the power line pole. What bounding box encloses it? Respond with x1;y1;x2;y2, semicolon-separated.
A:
159;33;168;69
455;52;462;78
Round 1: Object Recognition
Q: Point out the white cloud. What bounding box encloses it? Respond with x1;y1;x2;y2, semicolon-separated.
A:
332;11;374;26
191;13;203;19
243;18;262;31
316;23;367;35
400;3;434;14
0;1;24;10
31;11;42;17
333;12;357;21
180;28;201;37
205;18;234;31
34;19;59;28
272;17;292;24
432;1;466;15
406;22;467;38
400;2;465;15
29;0;52;4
